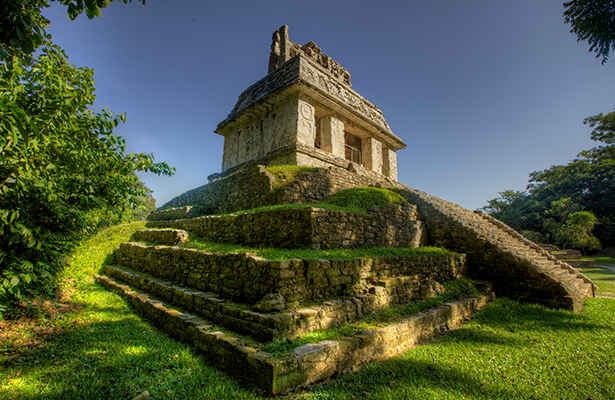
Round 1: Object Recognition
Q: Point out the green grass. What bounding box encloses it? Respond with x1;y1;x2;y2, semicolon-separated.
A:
222;201;362;216
216;186;409;216
582;266;615;297
584;255;615;265
302;298;615;400
178;235;451;260
0;222;260;399
323;186;407;214
266;165;323;190
2;223;615;399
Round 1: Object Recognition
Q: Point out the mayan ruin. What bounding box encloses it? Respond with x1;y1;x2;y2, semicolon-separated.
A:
94;26;596;394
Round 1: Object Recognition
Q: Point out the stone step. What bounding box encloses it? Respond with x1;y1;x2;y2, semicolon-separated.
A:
475;213;596;301
94;272;495;395
112;242;468;309
103;265;461;342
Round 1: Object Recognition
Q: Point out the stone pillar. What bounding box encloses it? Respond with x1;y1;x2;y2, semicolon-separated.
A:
361;137;383;173
387;148;398;181
296;98;315;147
382;145;390;177
321;115;345;159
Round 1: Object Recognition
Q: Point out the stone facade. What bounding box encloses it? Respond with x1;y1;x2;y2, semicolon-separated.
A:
147;204;423;250
215;25;406;180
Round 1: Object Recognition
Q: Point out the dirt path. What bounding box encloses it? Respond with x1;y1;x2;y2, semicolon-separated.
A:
596;264;615;273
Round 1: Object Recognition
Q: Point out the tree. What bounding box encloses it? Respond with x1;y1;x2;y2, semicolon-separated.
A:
0;0;172;314
1;0;145;57
481;190;545;232
528;109;615;221
542;197;583;247
545;209;600;252
563;0;615;64
483;109;615;247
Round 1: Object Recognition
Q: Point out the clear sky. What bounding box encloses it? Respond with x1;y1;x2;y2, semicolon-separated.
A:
42;1;614;211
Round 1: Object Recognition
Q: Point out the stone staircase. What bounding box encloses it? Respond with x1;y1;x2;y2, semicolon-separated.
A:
398;187;595;311
477;211;595;299
95;229;494;394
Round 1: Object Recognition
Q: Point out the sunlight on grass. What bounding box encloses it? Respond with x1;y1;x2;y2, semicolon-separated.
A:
179;235;451;260
582;266;615;296
300;298;615;400
2;223;615;399
584;255;615;265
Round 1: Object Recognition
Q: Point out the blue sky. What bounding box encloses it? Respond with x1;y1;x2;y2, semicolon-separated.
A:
42;1;614;210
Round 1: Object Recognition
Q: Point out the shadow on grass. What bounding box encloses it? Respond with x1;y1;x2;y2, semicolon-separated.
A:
471;297;612;333
307;357;524;400
2;306;262;400
5;296;614;400
302;298;615;400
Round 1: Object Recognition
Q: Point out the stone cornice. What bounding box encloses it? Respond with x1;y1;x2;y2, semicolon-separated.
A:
215;55;405;150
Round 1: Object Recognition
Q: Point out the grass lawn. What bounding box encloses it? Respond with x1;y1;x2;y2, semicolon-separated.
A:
1;222;614;399
584;255;615;266
582;267;615;298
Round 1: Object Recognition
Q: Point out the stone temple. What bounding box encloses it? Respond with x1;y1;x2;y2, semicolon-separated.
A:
215;25;405;181
95;25;596;395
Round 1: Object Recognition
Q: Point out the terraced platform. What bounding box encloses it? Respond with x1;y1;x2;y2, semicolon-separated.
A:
96;234;494;394
95;183;596;394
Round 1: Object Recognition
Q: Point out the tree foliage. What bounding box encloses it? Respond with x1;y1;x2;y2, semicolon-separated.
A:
563;0;615;64
483;109;615;249
1;0;145;57
0;0;171;314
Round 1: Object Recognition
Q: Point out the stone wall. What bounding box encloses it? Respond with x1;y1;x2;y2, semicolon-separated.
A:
158;165;276;215
112;242;466;307
147;204;422;250
131;229;188;246
158;164;395;215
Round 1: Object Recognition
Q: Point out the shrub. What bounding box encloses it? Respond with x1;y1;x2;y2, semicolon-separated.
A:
323;187;408;214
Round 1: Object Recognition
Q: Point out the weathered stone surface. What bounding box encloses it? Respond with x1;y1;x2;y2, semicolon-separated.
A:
94;272;494;395
553;249;583;260
215;25;404;180
398;187;595;311
147;206;209;221
112;242;466;307
253;293;286;312
131;229;188;246
147;204;423;250
161;164;398;214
